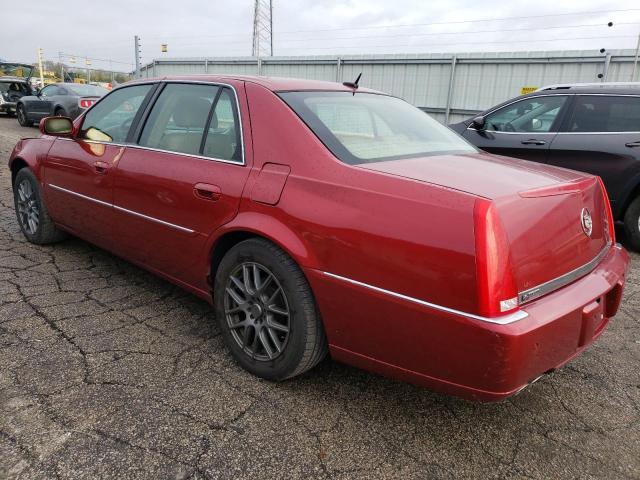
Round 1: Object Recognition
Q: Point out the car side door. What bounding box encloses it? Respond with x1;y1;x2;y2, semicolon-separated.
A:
110;81;251;293
547;94;640;219
42;84;156;250
28;85;59;119
462;94;570;164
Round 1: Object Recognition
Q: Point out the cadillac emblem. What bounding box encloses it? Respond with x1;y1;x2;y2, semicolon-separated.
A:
581;208;593;237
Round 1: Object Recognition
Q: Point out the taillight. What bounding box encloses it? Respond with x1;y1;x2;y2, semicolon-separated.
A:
79;99;95;109
474;199;518;317
597;177;615;244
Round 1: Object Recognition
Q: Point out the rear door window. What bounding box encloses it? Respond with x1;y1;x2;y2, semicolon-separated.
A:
80;84;153;143
139;83;220;156
202;88;242;162
567;95;640;133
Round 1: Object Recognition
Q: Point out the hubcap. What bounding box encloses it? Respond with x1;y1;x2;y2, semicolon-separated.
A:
16;179;39;235
224;262;291;361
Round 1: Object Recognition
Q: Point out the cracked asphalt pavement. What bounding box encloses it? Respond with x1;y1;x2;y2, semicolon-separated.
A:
0;116;639;479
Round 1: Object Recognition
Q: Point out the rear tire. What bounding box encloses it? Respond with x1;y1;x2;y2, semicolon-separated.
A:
13;168;67;244
623;196;640;251
16;104;32;127
54;107;67;117
214;238;328;381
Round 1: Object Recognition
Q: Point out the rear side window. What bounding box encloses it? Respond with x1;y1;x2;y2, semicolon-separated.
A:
202;88;242;162
80;84;153;143
568;95;640;133
140;83;242;162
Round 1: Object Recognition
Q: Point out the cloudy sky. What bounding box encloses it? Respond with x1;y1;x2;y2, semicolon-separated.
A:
2;0;640;72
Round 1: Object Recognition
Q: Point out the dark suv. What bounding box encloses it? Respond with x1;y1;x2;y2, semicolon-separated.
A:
450;84;640;250
0;63;35;116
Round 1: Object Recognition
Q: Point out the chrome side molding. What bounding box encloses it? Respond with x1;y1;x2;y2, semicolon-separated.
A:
322;271;529;325
48;183;195;234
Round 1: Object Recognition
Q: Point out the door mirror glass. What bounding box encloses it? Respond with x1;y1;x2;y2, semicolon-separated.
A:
40;116;73;136
471;115;485;129
531;118;543;130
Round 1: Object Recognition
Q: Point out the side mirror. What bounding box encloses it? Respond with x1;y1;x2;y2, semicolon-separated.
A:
40;116;73;136
471;115;486;130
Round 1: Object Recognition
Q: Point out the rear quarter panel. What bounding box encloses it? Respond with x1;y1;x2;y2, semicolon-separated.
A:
220;82;481;354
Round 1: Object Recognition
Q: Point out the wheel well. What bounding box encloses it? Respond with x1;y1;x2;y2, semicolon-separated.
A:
10;158;28;186
620;182;640;221
209;231;260;285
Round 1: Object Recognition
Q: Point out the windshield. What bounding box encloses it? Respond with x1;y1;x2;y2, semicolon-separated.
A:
279;91;476;164
66;84;109;97
0;63;33;79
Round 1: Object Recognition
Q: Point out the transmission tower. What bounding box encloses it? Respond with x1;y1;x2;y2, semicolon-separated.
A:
252;0;273;57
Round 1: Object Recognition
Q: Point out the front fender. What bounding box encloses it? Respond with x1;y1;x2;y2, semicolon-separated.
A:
8;136;55;183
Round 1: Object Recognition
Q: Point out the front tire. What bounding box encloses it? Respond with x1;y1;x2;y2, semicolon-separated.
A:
214;238;328;381
16;104;32;127
13;168;67;244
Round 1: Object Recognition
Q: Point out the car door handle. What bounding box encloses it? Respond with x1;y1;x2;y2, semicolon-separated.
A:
521;139;546;145
625;141;640;148
194;183;221;201
94;161;110;174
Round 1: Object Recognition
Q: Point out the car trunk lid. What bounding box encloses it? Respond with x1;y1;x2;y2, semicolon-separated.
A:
360;152;612;314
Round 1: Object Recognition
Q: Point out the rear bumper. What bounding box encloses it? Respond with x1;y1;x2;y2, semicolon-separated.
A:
0;101;17;113
307;243;629;402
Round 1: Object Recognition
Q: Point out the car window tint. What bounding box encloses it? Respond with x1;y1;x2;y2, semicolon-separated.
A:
280;91;476;164
569;95;640;133
485;96;567;133
202;88;242;161
40;85;58;97
80;84;152;143
139;83;220;156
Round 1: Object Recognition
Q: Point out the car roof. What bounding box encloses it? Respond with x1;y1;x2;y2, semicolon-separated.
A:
534;87;640;95
127;74;383;94
0;77;28;83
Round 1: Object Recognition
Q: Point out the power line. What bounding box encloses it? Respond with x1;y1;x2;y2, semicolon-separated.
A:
272;34;639;52
277;8;640;34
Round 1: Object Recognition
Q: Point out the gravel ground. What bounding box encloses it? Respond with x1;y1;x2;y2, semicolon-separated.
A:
0;115;638;479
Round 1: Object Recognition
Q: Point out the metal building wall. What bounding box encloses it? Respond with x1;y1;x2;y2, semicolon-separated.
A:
139;49;638;124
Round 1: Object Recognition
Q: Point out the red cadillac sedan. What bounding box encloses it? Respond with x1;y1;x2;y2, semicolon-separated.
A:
8;75;629;401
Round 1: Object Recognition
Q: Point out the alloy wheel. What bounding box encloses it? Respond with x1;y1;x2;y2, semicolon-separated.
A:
16;179;39;235
224;262;291;361
17;106;26;125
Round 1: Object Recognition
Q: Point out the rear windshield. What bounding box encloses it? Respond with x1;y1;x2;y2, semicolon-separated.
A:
66;84;108;97
279;91;476;164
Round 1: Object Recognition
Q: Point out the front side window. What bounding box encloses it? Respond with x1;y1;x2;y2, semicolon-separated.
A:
40;85;59;97
568;95;640;133
80;84;153;143
279;91;476;164
484;96;567;133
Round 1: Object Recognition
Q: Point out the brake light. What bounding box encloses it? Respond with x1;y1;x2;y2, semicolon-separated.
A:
474;199;518;317
597;177;615;244
79;99;95;109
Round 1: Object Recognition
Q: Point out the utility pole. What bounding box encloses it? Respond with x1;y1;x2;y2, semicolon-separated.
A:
58;52;64;82
134;35;142;77
252;0;273;59
37;48;44;87
632;31;640;82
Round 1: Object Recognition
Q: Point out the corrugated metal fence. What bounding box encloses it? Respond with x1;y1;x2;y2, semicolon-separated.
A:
139;49;639;124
